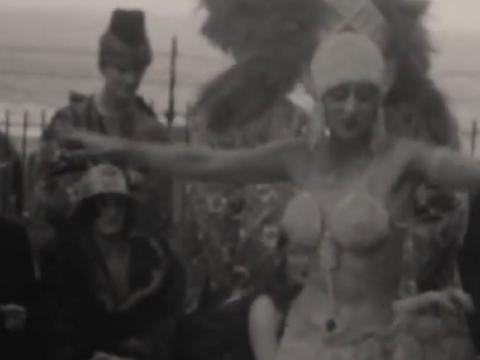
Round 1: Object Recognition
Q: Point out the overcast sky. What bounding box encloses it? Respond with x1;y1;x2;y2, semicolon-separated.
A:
428;0;480;33
0;0;197;16
0;0;479;33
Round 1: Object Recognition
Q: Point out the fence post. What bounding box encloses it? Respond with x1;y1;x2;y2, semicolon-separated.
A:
20;111;29;215
471;119;478;157
164;37;184;237
22;111;28;163
165;36;178;131
41;109;47;132
3;110;11;214
185;103;192;145
5;110;10;153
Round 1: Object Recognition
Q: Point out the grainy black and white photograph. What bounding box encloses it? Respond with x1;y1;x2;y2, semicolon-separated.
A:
0;0;480;359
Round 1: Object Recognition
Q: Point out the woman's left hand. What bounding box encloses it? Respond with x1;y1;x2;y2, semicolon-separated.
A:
56;125;125;154
393;288;474;318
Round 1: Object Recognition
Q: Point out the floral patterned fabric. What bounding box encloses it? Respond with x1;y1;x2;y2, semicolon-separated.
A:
399;188;469;298
182;98;308;309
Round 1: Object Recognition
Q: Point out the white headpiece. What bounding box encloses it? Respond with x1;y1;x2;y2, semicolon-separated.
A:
307;31;387;100
305;31;388;149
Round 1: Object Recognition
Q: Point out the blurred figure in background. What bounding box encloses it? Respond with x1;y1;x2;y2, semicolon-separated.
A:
44;164;185;360
0;132;23;217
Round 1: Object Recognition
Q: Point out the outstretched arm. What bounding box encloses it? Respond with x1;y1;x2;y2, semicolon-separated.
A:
62;130;299;184
408;140;480;191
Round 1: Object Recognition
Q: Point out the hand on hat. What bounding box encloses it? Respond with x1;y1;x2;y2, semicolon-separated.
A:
57;127;107;151
57;128;126;163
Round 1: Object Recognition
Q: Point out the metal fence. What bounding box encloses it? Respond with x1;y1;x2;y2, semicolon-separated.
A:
0;104;191;221
0;110;47;219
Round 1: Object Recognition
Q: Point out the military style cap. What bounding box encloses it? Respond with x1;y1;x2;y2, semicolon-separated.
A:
99;9;152;68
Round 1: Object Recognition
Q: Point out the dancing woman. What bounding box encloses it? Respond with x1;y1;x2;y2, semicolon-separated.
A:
58;32;477;359
190;1;467;358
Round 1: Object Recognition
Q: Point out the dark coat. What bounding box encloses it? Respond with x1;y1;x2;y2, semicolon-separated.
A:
459;194;480;353
0;133;23;217
0;216;37;360
45;231;185;360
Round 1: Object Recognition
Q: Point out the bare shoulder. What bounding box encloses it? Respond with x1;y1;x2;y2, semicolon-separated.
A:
278;138;309;158
389;137;445;178
252;138;308;160
389;137;425;161
281;139;312;162
277;138;311;177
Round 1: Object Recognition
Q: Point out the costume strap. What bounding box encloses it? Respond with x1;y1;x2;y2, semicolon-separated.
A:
319;219;339;331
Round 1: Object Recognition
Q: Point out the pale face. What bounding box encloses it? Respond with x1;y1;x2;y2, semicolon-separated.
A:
94;195;127;237
101;60;146;103
322;81;381;141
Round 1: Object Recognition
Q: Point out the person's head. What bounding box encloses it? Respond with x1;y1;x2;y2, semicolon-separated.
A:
70;164;133;238
305;31;387;148
98;9;152;103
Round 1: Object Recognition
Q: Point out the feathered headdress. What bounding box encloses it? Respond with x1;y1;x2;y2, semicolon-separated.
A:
196;0;457;147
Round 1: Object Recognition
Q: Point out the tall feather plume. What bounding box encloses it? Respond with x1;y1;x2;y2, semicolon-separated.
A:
196;0;457;147
197;0;323;132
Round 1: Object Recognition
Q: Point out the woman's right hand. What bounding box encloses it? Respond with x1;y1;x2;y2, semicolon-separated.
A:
57;126;121;153
55;127;130;164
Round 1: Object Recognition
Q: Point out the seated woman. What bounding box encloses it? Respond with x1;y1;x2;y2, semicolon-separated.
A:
58;32;478;359
47;164;185;360
459;193;480;354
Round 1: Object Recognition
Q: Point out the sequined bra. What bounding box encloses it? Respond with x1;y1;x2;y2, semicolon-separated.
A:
282;191;390;253
282;191;392;332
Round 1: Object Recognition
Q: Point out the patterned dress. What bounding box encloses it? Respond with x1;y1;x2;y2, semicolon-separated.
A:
183;98;309;308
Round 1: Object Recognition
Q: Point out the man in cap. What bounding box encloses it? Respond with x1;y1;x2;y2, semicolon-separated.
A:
34;8;172;246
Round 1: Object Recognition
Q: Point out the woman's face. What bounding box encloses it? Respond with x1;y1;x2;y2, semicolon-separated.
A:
101;60;146;103
322;81;381;141
93;195;127;237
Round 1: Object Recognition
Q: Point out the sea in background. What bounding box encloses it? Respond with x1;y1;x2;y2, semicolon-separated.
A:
0;7;479;154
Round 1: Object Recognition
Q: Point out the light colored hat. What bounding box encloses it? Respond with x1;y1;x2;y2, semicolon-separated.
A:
306;31;387;100
68;164;130;206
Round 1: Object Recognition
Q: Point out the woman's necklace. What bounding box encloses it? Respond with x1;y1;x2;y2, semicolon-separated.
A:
318;220;339;333
316;145;374;334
